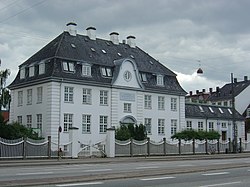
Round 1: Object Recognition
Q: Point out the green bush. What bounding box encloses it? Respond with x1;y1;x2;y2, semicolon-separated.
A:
171;129;220;140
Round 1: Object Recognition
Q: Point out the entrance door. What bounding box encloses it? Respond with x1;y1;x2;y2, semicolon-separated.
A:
222;131;227;141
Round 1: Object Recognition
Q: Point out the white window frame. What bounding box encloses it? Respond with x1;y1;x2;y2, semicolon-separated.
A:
101;67;112;77
37;87;43;104
145;118;152;134
39;62;45;75
171;98;177;111
82;88;91;104
144;95;152;109
29;66;34;77
158;119;165;135
63;113;73;132
20;68;25;79
82;114;91;133
140;73;147;82
100;90;108;105
99;115;108;133
157;75;164;86
186;121;192;130
124;103;132;113
27;89;32;105
18;91;23;106
158;96;165;110
171;119;177;135
63;61;75;72
27;115;32;128
82;64;91;76
17;116;22;124
37;114;42;130
198;121;203;131
208;122;214;131
221;122;227;128
64;86;74;103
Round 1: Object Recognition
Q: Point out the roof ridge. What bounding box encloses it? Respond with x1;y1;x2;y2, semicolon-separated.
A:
55;32;66;57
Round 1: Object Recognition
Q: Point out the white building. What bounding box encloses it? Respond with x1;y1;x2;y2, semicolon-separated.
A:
8;23;187;153
185;103;245;141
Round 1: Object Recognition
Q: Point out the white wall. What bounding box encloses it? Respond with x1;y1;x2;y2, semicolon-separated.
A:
236;85;250;114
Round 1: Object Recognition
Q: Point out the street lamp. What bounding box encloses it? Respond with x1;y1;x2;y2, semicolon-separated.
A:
231;73;238;153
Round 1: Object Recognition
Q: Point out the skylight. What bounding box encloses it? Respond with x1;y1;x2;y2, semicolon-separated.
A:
102;49;107;54
199;106;204;112
228;108;232;114
71;44;76;48
149;61;154;65
91;48;96;52
218;108;224;113
117;52;122;57
130;55;134;59
209;107;214;113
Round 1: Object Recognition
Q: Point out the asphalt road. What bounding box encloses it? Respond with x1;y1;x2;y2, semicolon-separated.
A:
1;155;250;186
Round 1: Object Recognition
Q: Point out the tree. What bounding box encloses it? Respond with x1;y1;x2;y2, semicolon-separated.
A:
171;129;220;140
0;69;11;110
115;124;147;141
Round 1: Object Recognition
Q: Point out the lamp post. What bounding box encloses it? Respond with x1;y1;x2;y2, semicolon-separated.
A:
231;73;238;153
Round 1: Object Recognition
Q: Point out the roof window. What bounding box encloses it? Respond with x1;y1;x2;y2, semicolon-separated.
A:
71;44;76;48
63;61;75;72
117;52;122;57
218;108;224;113
106;42;111;46
199;106;204;112
102;49;107;54
101;67;112;77
156;75;164;86
130;55;135;59
91;47;96;52
228;108;232;114
149;61;154;65
140;73;147;82
208;107;214;113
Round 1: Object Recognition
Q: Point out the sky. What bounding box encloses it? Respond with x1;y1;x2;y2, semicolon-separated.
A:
0;0;250;93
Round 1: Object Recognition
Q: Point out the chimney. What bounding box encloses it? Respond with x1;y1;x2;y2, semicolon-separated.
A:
244;76;248;82
216;86;220;92
189;91;193;96
127;35;136;48
202;89;206;93
196;90;199;95
66;22;77;36
209;88;213;93
86;26;96;40
234;78;237;83
110;32;119;45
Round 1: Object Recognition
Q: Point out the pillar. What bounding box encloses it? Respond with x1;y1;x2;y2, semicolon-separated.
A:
106;126;115;158
69;127;79;158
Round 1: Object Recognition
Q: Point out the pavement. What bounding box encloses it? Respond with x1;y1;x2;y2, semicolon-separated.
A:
1;152;250;167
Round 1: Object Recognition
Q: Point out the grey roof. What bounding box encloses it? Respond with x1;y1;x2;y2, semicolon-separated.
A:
9;31;186;95
185;103;244;121
208;80;250;101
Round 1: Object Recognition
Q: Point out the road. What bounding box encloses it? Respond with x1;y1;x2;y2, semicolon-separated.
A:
1;156;250;186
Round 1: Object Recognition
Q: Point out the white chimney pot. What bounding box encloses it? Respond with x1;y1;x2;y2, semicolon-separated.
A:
86;26;96;40
110;32;119;45
66;22;77;36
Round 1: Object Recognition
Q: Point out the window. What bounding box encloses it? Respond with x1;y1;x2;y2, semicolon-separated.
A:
17;116;22;124
158;119;165;135
63;61;75;72
82;64;91;76
20;68;25;79
171;119;177;135
82;88;91;104
228;108;232;114
101;67;112;77
100;90;108;105
186;121;192;130
27;115;32;128
158;96;165;110
37;114;42;130
198;121;203;131
39;62;45;75
218;102;221;106
100;116;108;133
198;106;204;112
208;107;214;113
218;108;224;113
144;95;152;109
221;122;227;128
18;91;23;106
124;103;132;113
144;118;152;134
140;73;147;82
37;87;43;104
124;71;132;81
64;86;74;102
223;101;228;106
209;122;214;131
157;75;164;86
29;66;34;77
247;108;250;117
63;114;73;132
171;98;177;111
27;89;32;105
82;115;91;133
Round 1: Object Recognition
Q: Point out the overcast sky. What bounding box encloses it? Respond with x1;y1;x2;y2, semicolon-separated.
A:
1;0;250;93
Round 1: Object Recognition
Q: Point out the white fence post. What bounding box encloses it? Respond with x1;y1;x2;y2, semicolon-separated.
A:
106;126;115;158
69;127;79;158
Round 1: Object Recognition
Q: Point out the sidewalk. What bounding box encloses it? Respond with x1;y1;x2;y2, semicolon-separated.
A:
1;152;250;168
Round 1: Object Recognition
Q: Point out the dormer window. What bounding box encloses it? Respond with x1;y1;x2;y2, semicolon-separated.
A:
101;67;112;77
140;73;147;82
82;63;91;76
29;66;34;77
38;62;45;75
20;67;25;79
247;108;250;117
63;61;75;72
157;75;164;86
